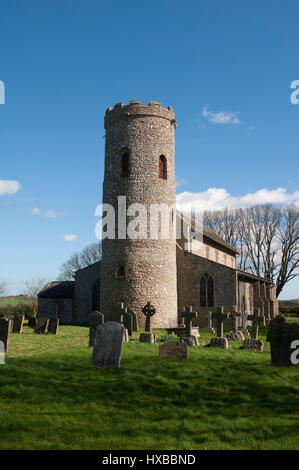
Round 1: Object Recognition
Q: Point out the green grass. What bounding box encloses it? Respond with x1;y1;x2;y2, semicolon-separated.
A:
1;323;299;450
0;296;33;308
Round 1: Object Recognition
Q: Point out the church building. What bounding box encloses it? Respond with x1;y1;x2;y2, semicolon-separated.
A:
38;100;278;327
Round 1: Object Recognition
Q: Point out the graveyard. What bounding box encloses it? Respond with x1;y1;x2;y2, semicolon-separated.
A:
0;320;299;450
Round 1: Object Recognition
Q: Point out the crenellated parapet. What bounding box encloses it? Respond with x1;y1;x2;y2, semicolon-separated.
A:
104;100;176;129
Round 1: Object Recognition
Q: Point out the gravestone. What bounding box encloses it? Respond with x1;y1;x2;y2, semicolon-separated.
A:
159;341;188;360
180;306;199;346
120;303;129;342
28;317;37;329
123;310;133;336
48;317;59;335
89;311;104;347
242;308;265;352
208;307;229;349
226;306;244;341
12;314;24;334
139;302;156;343
241;312;249;337
128;309;138;331
206;311;215;334
34;318;49;334
92;321;125;368
0;318;12;353
267;316;299;366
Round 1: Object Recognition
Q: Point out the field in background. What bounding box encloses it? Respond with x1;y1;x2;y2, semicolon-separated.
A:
0;296;33;308
0;323;298;450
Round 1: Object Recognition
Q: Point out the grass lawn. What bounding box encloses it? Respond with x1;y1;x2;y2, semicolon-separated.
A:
0;296;33;308
0;322;299;450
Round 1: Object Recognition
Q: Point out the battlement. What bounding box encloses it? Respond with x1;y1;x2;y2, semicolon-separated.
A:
104;100;176;128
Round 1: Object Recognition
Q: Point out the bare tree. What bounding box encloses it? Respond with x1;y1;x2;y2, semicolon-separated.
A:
0;282;7;297
204;204;299;297
58;242;102;280
23;277;48;297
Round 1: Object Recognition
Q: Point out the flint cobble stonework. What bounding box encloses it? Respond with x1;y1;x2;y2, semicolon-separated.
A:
100;101;178;328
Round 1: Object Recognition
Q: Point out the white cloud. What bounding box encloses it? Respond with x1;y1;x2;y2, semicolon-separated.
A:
0;180;21;196
202;107;241;125
30;208;65;218
62;234;78;242
176;187;299;212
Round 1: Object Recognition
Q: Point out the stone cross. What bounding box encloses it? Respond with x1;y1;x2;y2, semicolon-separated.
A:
230;306;241;332
242;312;248;329
212;307;229;338
142;302;156;332
247;308;265;340
180;306;197;337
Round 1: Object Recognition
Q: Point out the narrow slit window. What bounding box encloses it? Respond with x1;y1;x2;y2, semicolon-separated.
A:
159;155;167;180
121;152;130;178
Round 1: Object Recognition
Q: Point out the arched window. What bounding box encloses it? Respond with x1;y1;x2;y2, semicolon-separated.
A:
200;273;214;307
92;280;100;311
159;155;167;180
121;152;130;178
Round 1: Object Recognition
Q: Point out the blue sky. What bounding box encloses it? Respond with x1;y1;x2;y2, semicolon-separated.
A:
0;0;299;298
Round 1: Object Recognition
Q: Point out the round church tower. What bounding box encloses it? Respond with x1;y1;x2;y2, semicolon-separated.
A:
100;100;178;328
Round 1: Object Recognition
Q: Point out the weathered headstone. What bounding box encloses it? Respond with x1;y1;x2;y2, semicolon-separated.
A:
34;318;49;334
89;311;104;347
128;309;138;331
139;302;156;343
180;306;199;346
241;312;249;337
206;311;215;334
267;316;299;366
120;303;133;336
12;314;24;334
0;318;12;353
226;306;244;341
208;307;229;349
48;317;59;335
242;308;265;352
159;341;188;360
92;321;125;368
28;317;37;329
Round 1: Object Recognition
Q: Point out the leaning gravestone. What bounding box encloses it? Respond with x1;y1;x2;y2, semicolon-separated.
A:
92;322;125;368
28;317;37;329
0;318;12;353
159;341;188;360
13;314;25;334
89;311;104;347
34;318;49;334
267;316;299;366
48;318;59;335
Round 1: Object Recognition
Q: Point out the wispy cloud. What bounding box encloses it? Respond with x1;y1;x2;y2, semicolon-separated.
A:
176;187;299;212
202;107;241;125
30;207;66;218
62;234;78;242
0;180;21;196
175;177;186;189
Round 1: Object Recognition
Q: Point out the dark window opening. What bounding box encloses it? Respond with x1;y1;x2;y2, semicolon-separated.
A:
200;273;214;307
116;265;125;278
121;152;130;178
159;155;167;180
92;280;100;311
